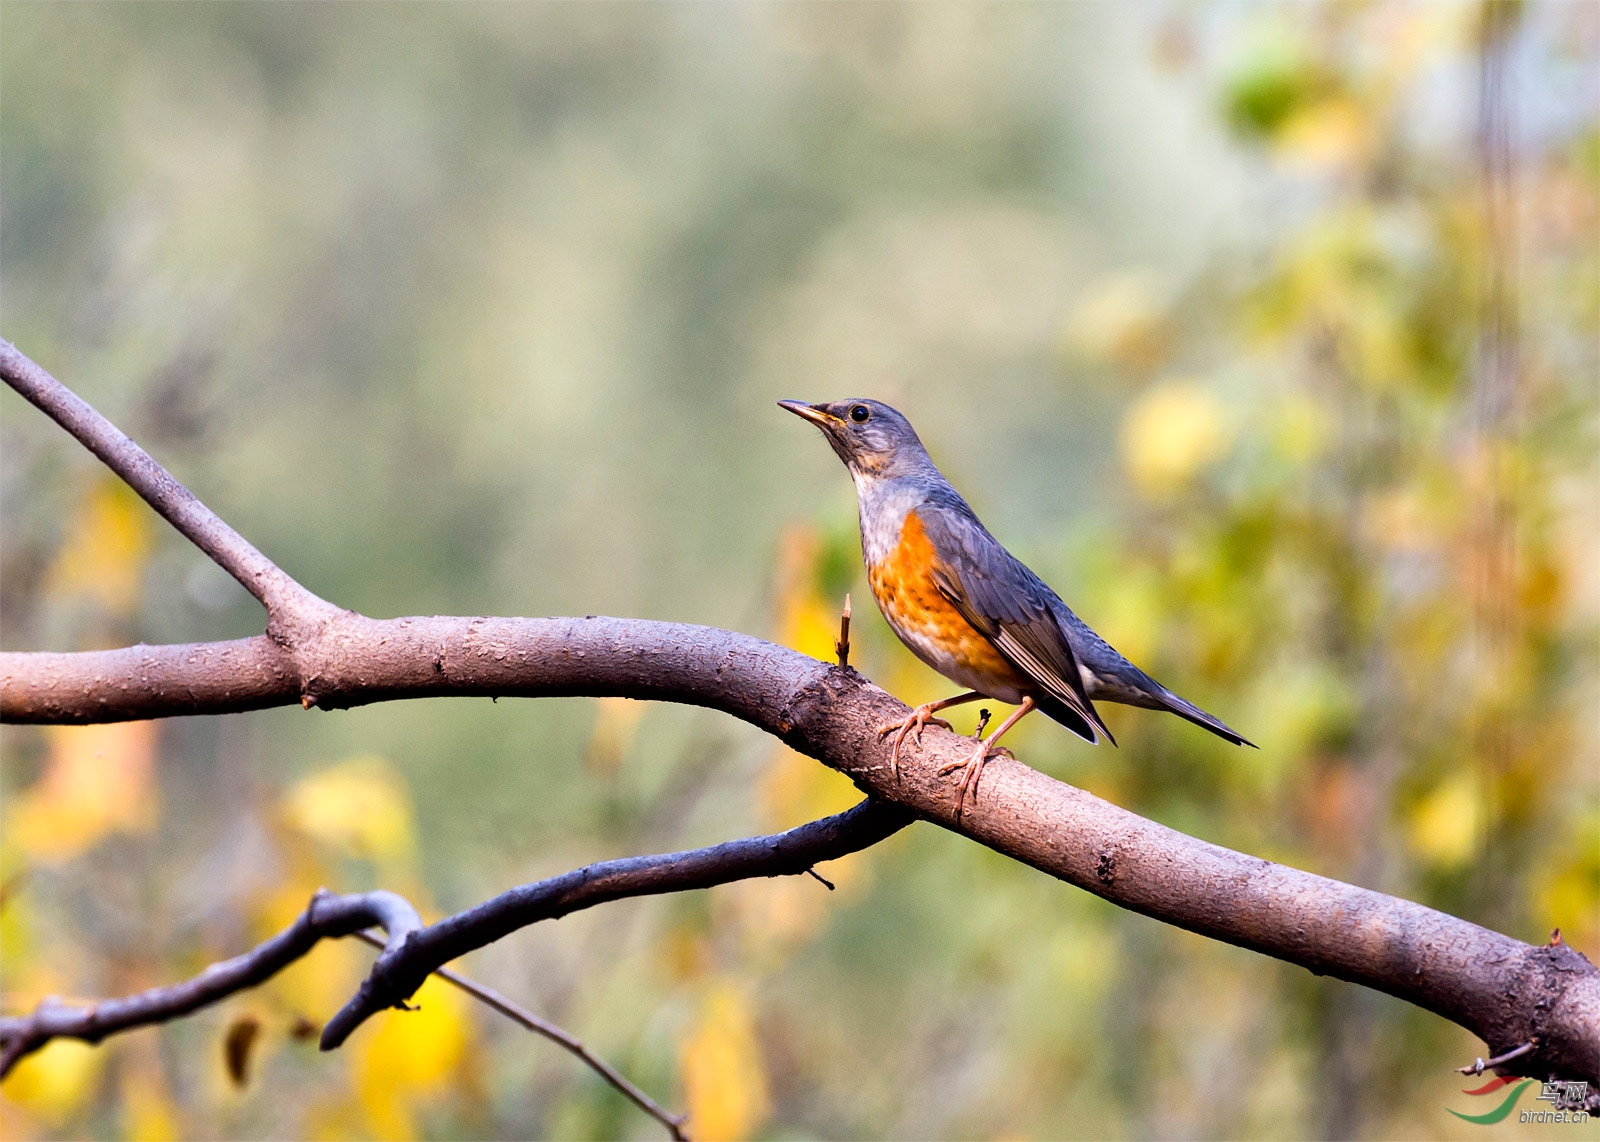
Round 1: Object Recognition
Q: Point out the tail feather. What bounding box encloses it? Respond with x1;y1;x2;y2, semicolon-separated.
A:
1151;686;1256;748
1051;600;1251;747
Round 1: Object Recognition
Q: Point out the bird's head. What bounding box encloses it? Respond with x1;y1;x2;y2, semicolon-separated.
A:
777;398;931;479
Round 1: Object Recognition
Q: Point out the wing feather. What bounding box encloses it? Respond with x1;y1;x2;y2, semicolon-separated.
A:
928;557;1113;746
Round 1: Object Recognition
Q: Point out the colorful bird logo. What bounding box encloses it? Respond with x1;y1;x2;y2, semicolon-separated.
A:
1447;1074;1536;1125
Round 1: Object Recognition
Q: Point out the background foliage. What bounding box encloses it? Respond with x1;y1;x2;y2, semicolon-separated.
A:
2;3;1595;1139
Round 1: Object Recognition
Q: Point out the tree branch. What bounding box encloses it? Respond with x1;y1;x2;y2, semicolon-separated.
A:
3;340;1597;1088
322;798;913;1048
0;803;908;1135
0;889;418;1077
350;930;692;1142
0;338;328;624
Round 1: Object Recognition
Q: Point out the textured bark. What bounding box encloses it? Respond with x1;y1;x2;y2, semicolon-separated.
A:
4;616;1595;1084
3;338;1596;1089
0;800;910;1107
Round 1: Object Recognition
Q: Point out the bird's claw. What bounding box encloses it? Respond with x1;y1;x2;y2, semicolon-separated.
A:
938;742;1011;820
875;706;953;781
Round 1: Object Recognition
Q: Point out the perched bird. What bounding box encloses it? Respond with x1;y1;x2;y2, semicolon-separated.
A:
780;397;1252;817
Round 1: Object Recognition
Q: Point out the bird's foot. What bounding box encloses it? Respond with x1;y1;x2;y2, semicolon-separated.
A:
875;705;954;781
938;742;1012;820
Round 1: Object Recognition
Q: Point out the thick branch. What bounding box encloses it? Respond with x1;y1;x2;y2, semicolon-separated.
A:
3;342;1596;1086
6;619;1594;1084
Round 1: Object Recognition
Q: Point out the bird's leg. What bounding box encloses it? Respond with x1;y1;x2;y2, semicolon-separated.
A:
876;691;984;780
939;697;1036;821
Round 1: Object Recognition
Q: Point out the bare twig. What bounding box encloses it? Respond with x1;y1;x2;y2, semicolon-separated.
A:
835;593;852;668
349;931;690;1141
0;890;418;1079
1459;1038;1538;1076
0;339;326;623
322;798;912;1047
3;341;1598;1087
805;867;836;890
0;803;905;1133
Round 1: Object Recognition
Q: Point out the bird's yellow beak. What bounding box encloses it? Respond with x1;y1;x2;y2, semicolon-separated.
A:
777;399;841;428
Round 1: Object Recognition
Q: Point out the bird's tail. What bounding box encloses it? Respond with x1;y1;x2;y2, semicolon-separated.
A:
1150;686;1256;748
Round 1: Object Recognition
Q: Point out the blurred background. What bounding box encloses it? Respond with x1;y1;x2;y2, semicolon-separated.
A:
2;3;1596;1138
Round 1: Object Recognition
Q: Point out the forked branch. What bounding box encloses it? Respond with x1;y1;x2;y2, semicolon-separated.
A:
1;340;1596;1091
0;800;910;1136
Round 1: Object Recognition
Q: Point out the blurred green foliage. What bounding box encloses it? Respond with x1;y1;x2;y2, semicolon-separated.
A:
2;3;1595;1140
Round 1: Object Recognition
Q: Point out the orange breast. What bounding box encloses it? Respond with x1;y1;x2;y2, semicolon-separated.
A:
867;510;1025;687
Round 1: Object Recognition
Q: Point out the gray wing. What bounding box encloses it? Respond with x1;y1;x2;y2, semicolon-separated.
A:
919;504;1112;745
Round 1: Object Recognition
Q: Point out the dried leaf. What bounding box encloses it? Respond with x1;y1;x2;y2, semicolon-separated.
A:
223;1015;261;1088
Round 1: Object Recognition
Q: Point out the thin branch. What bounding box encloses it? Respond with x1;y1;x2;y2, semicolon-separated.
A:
322;798;914;1047
0;803;906;1133
3;341;1598;1087
0;890;418;1079
0;339;320;619
1459;1039;1538;1076
350;932;690;1142
835;593;851;668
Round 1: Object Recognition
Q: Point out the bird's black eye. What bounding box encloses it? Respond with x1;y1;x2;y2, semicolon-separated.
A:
850;405;870;423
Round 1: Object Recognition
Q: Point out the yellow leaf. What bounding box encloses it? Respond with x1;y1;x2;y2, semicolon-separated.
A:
1120;380;1233;496
353;975;471;1141
1406;774;1481;869
6;722;160;863
282;756;415;862
678;984;769;1142
222;1014;262;1089
1;1039;103;1127
45;475;155;615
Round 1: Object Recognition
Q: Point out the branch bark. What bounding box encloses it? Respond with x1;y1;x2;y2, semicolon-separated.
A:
322;797;913;1049
3;340;1596;1090
0;801;906;1134
0;890;419;1076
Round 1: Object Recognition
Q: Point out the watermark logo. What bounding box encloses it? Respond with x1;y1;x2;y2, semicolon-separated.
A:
1448;1076;1590;1126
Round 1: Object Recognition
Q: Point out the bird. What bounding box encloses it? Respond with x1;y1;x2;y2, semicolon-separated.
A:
779;397;1253;818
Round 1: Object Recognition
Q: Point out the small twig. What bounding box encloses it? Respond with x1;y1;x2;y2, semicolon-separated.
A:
0;1026;35;1077
973;709;991;738
835;593;852;668
0;890;419;1079
804;867;836;891
322;798;913;1047
1458;1038;1537;1075
0;339;318;618
0;803;912;1095
350;931;689;1141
